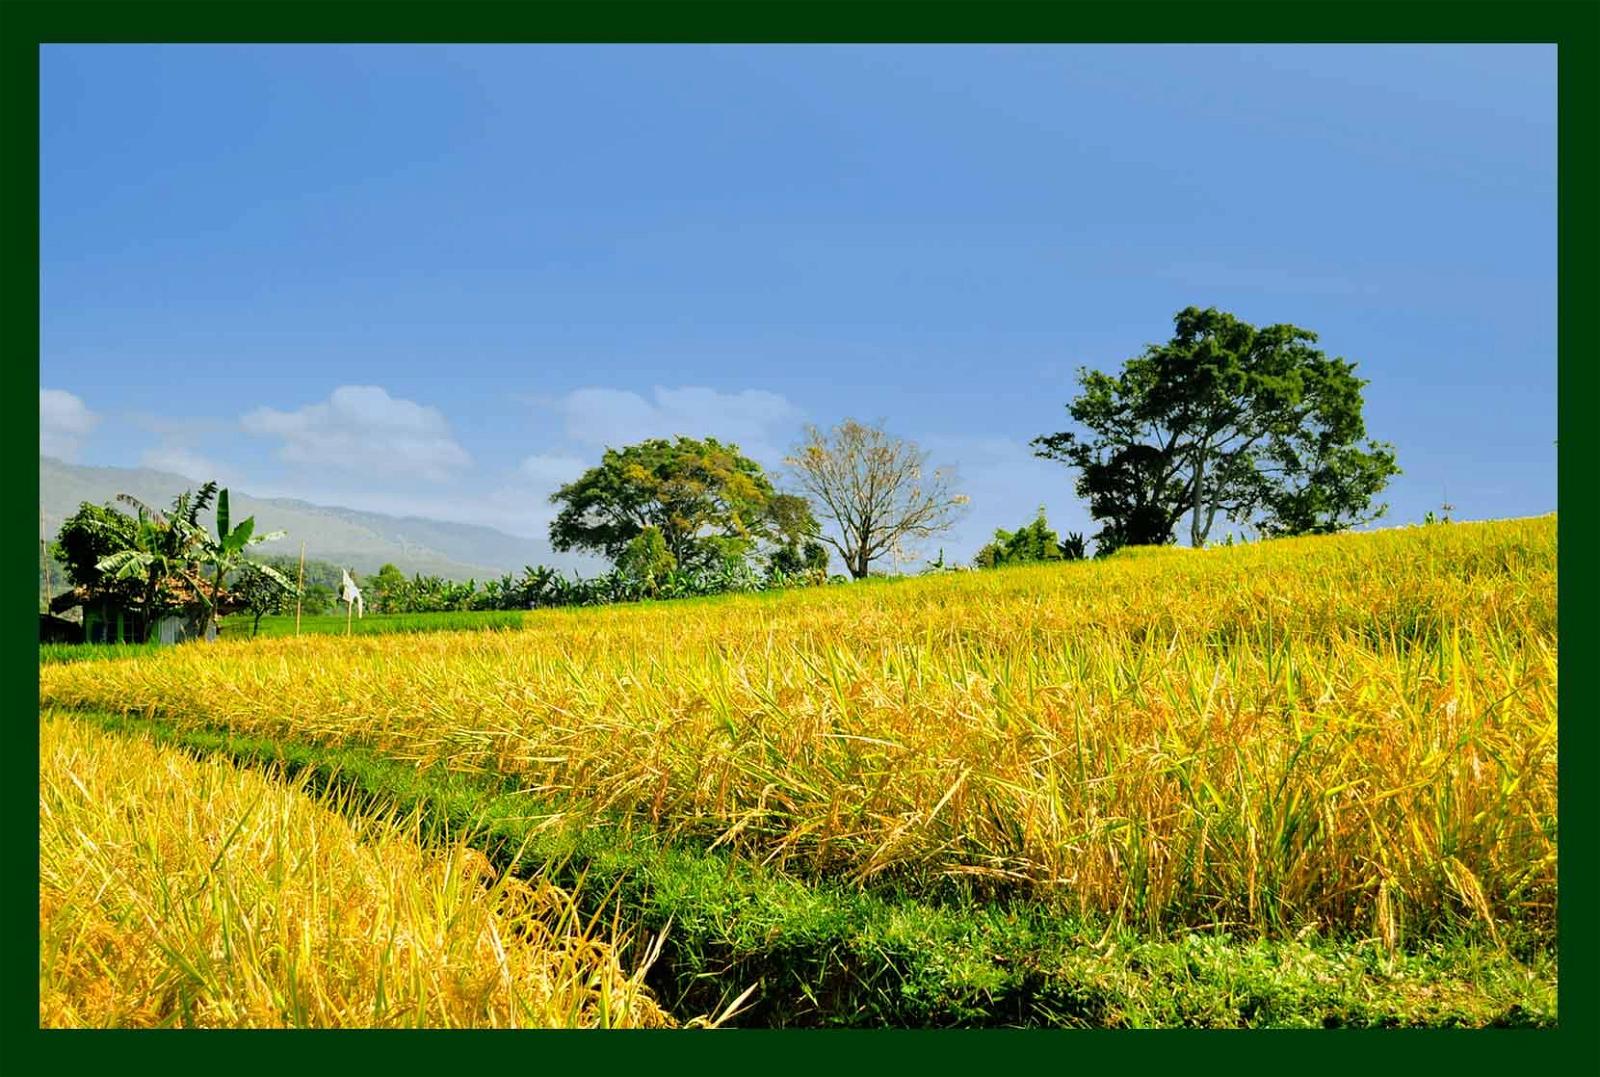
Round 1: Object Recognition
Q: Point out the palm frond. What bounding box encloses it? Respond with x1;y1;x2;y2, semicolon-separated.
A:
116;494;166;526
247;562;295;590
96;550;153;580
186;481;219;526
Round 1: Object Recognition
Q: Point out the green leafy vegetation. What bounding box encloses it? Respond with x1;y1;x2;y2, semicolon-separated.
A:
549;435;818;575
250;609;526;638
1033;307;1399;555
973;507;1085;568
49;484;288;642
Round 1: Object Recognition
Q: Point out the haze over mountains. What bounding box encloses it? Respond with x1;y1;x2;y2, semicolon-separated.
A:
40;456;576;581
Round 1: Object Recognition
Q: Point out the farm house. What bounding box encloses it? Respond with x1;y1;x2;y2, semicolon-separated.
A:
48;584;227;645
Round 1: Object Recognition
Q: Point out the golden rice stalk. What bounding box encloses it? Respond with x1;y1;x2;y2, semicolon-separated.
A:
42;515;1557;942
38;714;675;1028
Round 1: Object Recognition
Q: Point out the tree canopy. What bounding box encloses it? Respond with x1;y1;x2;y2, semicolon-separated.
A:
549;436;816;573
231;560;295;636
786;419;967;579
1032;307;1399;553
974;508;1075;569
367;564;410;612
53;502;141;596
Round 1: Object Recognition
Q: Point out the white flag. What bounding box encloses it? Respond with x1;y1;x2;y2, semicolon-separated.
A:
340;568;365;618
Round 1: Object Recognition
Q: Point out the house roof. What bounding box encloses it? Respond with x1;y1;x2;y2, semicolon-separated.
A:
48;588;95;614
49;580;245;615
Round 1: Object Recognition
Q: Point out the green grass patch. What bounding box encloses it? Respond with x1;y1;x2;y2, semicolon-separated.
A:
39;610;527;662
49;706;1555;1030
245;609;527;638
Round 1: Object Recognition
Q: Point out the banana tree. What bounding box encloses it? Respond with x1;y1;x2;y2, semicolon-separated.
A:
96;484;287;640
519;564;559;608
198;489;287;635
95;485;215;640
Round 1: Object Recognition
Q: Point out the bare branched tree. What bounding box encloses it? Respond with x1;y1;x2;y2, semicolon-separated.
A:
785;419;968;579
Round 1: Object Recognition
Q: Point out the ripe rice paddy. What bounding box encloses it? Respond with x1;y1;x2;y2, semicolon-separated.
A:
39;515;1557;1026
38;715;678;1028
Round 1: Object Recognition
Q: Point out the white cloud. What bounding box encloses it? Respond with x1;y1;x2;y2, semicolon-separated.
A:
140;446;224;483
557;386;804;465
242;385;472;482
517;453;589;487
40;389;100;461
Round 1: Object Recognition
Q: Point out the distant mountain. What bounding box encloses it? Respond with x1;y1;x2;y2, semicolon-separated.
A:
40;456;561;581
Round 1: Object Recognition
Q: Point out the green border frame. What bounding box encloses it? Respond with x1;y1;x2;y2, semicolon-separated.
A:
4;3;1592;1075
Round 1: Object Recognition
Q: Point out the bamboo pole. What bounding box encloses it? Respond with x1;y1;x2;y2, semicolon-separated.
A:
294;542;306;635
40;508;50;611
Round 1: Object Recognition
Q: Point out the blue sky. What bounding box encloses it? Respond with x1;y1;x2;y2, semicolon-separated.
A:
40;44;1556;565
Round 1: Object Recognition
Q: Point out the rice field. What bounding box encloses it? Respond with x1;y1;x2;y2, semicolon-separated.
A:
40;516;1557;955
247;609;527;639
38;714;680;1028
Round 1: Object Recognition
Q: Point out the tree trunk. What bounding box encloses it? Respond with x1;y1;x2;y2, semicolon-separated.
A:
141;576;159;643
210;564;226;638
1190;445;1207;547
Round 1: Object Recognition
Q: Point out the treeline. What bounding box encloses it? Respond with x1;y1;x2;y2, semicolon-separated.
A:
347;559;838;616
47;305;1407;634
241;556;842;619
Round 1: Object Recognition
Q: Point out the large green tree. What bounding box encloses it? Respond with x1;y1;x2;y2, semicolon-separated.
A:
52;502;141;597
549;437;816;572
1032;307;1399;553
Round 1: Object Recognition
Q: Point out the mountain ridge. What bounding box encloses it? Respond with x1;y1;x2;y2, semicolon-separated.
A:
39;456;564;581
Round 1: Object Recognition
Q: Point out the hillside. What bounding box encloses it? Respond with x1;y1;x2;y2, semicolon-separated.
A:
39;456;557;581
